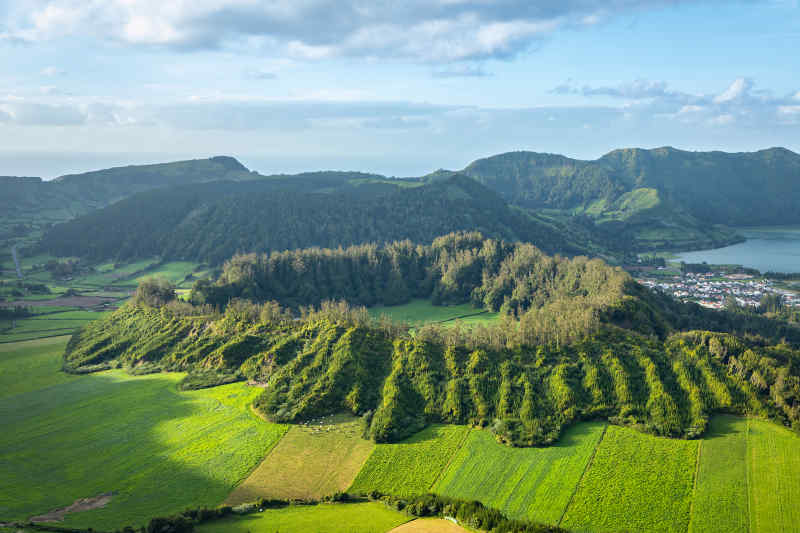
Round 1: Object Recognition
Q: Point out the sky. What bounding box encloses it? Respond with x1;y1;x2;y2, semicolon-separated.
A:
1;0;799;178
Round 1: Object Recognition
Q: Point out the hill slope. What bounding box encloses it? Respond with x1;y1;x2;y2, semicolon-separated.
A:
40;175;603;264
64;234;800;447
453;147;800;250
0;156;254;250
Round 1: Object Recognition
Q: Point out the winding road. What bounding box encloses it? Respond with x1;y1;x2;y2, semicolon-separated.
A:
10;244;22;278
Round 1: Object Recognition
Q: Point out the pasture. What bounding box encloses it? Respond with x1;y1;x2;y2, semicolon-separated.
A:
560;425;698;532
226;414;374;504
748;418;800;532
0;309;109;343
194;502;410;533
349;425;470;497
367;299;497;327
388;518;472;533
0;342;287;530
434;422;606;524
690;416;749;533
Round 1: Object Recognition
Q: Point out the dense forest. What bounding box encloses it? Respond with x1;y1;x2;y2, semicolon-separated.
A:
65;234;800;447
40;176;606;265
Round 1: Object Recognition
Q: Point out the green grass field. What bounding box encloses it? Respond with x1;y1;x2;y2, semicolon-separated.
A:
195;502;410;533
748;418;800;533
0;336;77;398
0;310;109;343
690;416;749;533
132;261;203;286
0;344;287;529
227;414;375;504
434;422;607;524
367;299;498;327
349;425;470;497
561;425;698;532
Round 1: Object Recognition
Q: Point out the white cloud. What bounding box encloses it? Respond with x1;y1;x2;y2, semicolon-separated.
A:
713;77;753;103
0;0;697;62
40;66;65;76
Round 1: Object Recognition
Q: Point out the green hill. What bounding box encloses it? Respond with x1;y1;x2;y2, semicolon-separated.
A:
452;147;800;251
63;234;800;448
39;175;603;264
0;156;254;251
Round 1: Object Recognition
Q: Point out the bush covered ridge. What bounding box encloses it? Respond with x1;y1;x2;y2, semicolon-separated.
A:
64;237;800;446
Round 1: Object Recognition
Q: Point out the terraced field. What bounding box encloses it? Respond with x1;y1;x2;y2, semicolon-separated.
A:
194;502;410;533
0;342;286;529
434;422;607;524
349;425;471;497
226;414;374;504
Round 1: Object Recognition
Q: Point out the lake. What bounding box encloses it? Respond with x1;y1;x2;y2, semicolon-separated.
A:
676;227;800;273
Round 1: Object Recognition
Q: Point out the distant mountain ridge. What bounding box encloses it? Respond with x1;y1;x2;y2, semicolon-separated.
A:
41;173;600;264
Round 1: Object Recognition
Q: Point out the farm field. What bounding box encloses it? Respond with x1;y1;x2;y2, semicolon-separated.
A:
226;414;374;504
388;518;473;533
690;415;749;533
748;418;800;532
0;336;76;398
367;299;498;327
349;425;471;497
560;424;698;533
0;342;287;530
194;502;410;533
0;309;109;343
434;422;607;524
131;261;206;287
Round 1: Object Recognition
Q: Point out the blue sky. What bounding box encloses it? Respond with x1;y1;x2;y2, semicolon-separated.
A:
1;0;799;178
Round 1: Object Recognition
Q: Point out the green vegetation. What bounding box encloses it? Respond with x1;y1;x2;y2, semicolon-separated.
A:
1;156;251;252
0;336;76;398
0;344;287;529
748;418;800;532
227;414;375;503
368;299;493;326
349;425;470;497
194;502;410;533
455;147;800;251
434;422;606;524
0;309;109;343
690;416;749;533
41;175;595;265
561;425;698;532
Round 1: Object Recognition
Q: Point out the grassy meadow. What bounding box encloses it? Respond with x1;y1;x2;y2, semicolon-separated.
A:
434;422;607;524
560;425;698;533
194;502;410;533
388;518;473;533
349;425;471;497
367;299;497;327
226;414;374;504
0;341;287;529
748;419;800;533
690;416;749;533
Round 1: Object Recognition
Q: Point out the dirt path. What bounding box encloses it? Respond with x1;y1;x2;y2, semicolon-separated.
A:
29;492;114;522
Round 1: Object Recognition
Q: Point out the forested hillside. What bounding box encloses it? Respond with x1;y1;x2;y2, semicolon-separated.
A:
453;147;800;250
65;234;800;447
0;156;253;250
41;176;604;265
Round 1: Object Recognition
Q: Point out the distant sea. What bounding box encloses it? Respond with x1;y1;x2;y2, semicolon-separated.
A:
676;227;800;273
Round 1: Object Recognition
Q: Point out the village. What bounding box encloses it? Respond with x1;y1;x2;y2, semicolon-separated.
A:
633;270;800;310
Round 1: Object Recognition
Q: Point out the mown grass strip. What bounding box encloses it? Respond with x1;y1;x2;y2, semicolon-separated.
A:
349;425;470;498
748;418;800;533
560;425;697;533
689;416;748;533
435;422;607;525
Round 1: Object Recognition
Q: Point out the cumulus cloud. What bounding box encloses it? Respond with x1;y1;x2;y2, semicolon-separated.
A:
713;77;753;103
0;0;697;62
